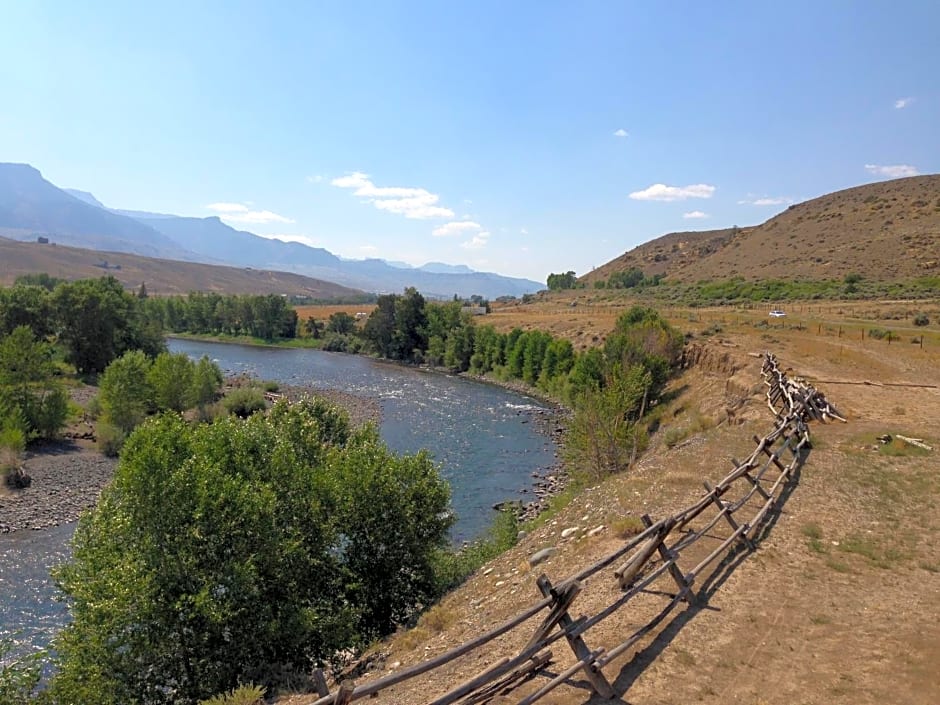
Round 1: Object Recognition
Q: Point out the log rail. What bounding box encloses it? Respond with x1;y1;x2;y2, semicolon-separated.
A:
309;352;843;704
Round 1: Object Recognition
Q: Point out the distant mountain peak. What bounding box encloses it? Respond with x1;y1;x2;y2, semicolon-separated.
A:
64;189;106;208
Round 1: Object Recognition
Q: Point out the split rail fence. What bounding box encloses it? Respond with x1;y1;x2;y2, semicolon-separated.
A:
310;352;844;705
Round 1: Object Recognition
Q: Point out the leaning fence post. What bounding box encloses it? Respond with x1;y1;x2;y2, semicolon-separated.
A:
534;575;614;699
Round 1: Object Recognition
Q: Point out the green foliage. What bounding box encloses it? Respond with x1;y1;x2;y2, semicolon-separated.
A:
546;271;579;290
913;313;930;327
326;311;356;334
147;351;196;412
433;509;518;593
0;326;69;440
0;639;44;705
53;276;165;374
51;402;452;704
222;387;267;418
192;356;224;408
0;284;54;338
141;292;297;340
199;684;266;705
99;350;154;434
96;421;126;457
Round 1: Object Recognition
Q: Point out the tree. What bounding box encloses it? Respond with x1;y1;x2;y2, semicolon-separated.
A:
99;350;154;434
53;276;165;374
51;401;452;704
326;312;356;335
546;271;578;291
0;326;69;440
391;288;428;361
362;295;397;358
148;352;196;412
191;356;224;408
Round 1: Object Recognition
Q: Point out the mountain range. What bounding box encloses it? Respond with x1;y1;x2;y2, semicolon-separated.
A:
0;163;543;299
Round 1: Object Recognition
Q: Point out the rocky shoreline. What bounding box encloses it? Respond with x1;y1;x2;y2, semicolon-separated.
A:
0;384;381;535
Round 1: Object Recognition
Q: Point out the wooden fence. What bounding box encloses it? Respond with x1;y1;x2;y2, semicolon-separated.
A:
309;353;844;704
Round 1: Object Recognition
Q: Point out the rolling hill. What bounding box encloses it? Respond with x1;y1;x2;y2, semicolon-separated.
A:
0;236;364;298
584;175;940;286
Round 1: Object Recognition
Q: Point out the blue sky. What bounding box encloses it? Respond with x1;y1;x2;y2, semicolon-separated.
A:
2;1;938;282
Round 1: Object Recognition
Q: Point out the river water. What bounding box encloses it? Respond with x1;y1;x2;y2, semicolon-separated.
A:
0;340;559;656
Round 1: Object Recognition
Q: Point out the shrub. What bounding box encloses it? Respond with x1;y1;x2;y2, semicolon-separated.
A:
0;639;43;705
913;313;930;326
148;351;196;412
28;386;70;439
99;350;154;434
199;684;266;705
222;387;267;418
191;356;224;408
96;421;126;457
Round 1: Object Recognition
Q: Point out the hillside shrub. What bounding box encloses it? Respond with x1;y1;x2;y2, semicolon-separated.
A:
199;684;266;705
913;313;930;326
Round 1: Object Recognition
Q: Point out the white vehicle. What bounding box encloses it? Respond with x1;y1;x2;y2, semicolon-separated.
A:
769;309;786;318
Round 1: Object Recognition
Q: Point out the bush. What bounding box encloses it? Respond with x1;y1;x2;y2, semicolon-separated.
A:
96;421;126;457
0;639;44;705
148;351;196;412
913;313;930;326
199;684;266;705
222;387;267;418
191;356;224;408
27;386;70;439
99;350;154;434
51;404;452;703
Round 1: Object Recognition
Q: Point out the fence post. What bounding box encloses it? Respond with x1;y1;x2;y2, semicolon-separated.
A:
534;575;614;699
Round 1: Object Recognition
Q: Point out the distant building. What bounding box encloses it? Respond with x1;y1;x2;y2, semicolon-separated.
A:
461;305;487;316
37;236;49;244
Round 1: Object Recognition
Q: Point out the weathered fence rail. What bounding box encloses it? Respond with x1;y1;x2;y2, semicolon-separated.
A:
310;352;843;704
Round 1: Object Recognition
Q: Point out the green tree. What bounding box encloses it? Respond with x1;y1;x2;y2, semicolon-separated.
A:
148;352;196;412
0;284;54;338
51;402;452;704
326;311;356;335
191;356;224;408
546;271;578;290
391;287;428;361
53;276;164;374
362;294;397;358
0;326;69;440
99;350;154;434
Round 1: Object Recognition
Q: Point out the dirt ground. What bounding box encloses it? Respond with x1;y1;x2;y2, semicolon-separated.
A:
281;293;940;705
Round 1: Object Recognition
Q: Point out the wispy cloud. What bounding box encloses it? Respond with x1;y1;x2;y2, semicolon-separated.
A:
206;202;294;225
613;128;629;138
432;221;482;237
331;171;454;220
520;227;529;235
864;164;919;178
461;231;491;250
737;195;794;206
894;97;913;109
683;211;708;219
629;183;715;201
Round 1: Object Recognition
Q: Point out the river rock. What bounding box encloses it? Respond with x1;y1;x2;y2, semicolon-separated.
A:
528;547;558;567
587;525;605;537
560;526;580;539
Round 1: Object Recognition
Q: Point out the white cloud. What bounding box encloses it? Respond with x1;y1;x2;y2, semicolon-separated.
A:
331;171;454;220
894;97;913;109
864;164;920;178
461;231;491;250
613;128;629;138
629;183;716;201
683;211;708;219
206;202;294;224
520;227;529;235
433;221;482;237
737;195;794;206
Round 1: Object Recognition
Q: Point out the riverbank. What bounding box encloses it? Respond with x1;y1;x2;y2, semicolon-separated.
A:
0;382;381;534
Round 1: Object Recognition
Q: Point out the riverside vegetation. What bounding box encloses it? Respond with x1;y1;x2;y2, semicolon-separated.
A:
0;276;684;704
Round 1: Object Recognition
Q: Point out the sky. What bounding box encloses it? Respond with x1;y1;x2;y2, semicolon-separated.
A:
1;1;938;283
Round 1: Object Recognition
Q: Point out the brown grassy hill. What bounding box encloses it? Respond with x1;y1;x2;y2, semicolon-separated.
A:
0;236;364;298
586;175;940;285
582;227;747;285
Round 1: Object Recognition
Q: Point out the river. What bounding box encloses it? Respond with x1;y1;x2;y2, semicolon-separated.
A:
0;340;560;656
